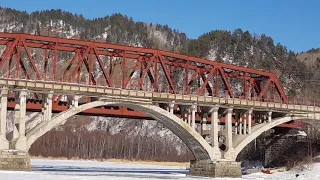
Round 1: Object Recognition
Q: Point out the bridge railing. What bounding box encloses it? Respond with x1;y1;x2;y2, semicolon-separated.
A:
144;87;320;110
238;95;320;107
1;77;320;108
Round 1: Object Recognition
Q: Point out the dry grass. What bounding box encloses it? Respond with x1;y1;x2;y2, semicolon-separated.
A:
31;156;190;167
297;51;320;67
289;156;315;172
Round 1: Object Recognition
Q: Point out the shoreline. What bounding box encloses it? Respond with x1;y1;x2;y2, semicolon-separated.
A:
31;156;190;167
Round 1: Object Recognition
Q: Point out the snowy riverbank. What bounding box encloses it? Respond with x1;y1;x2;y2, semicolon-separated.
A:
0;159;319;179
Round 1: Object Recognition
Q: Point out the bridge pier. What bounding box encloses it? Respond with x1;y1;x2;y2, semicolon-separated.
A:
0;89;31;171
0;150;31;171
190;160;241;178
189;105;242;178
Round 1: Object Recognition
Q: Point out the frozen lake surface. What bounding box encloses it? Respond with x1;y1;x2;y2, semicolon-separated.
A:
0;159;319;179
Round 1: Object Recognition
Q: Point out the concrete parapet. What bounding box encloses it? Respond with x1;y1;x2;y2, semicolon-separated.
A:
0;150;31;171
190;160;242;178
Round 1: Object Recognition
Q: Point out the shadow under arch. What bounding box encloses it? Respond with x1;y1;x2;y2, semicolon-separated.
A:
234;115;320;159
26;100;213;161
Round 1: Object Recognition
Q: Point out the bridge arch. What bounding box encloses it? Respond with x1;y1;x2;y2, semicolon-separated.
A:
26;100;213;161
234;115;320;158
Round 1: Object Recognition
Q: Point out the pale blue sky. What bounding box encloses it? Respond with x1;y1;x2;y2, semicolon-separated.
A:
1;0;319;52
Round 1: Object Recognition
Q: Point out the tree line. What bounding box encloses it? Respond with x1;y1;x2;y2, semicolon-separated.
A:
29;128;193;162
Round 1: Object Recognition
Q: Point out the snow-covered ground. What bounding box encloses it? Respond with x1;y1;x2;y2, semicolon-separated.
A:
0;159;319;180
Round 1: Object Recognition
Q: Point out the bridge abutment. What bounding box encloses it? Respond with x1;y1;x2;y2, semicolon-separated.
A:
190;160;242;178
0;150;31;171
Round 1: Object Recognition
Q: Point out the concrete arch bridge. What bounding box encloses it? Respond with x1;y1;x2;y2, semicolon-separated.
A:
0;33;319;178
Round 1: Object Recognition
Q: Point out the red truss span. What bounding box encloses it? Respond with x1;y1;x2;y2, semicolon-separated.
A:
0;33;287;103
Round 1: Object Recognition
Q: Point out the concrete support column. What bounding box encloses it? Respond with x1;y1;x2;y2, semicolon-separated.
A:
235;121;238;134
169;101;174;114
42;92;53;122
247;108;253;134
224;107;235;160
180;109;184;121
12;104;20;141
225;108;233;148
268;111;272;123
239;116;243;135
46;92;53;122
211;105;221;159
68;94;79;108
201;114;207;136
243;114;247;135
184;109;188;122
187;108;191;126
179;105;187;122
72;95;79;108
41;94;48;122
191;104;196;129
165;105;169;112
0;88;9;150
15;90;27;151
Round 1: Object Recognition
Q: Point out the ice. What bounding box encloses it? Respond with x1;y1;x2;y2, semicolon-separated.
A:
0;158;320;180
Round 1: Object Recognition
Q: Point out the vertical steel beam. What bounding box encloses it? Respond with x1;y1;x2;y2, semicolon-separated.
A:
122;49;126;88
53;43;58;81
43;49;48;80
154;56;158;91
15;44;21;79
89;50;93;85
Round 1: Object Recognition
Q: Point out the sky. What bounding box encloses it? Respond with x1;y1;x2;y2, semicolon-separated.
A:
1;0;319;53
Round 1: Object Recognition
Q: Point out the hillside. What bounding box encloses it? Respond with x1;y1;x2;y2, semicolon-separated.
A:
0;7;319;162
296;48;320;96
297;48;320;67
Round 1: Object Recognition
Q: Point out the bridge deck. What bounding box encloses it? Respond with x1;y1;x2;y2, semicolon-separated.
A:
0;78;318;113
